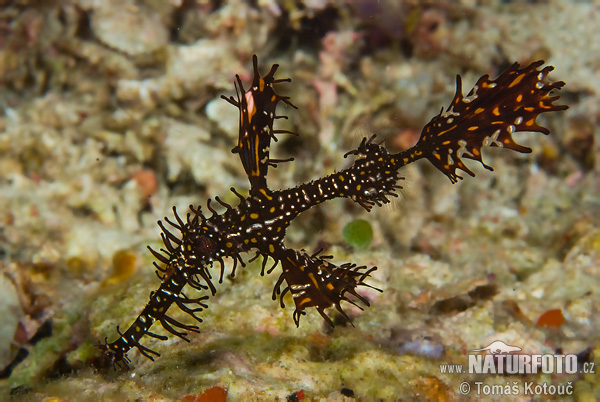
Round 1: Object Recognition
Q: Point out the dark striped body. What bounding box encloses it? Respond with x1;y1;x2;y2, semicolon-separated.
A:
98;56;567;369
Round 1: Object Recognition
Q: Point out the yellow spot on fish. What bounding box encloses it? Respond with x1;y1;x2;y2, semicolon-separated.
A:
299;297;312;306
259;188;273;200
308;272;319;288
509;74;525;88
437;125;457;136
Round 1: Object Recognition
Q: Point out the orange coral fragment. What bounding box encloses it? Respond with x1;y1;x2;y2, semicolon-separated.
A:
536;308;565;328
132;169;158;200
103;249;138;286
182;386;228;402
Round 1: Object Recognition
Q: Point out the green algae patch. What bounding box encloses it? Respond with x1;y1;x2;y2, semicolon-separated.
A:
342;219;373;249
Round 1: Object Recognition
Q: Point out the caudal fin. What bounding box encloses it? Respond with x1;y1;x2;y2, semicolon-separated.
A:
397;61;567;183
